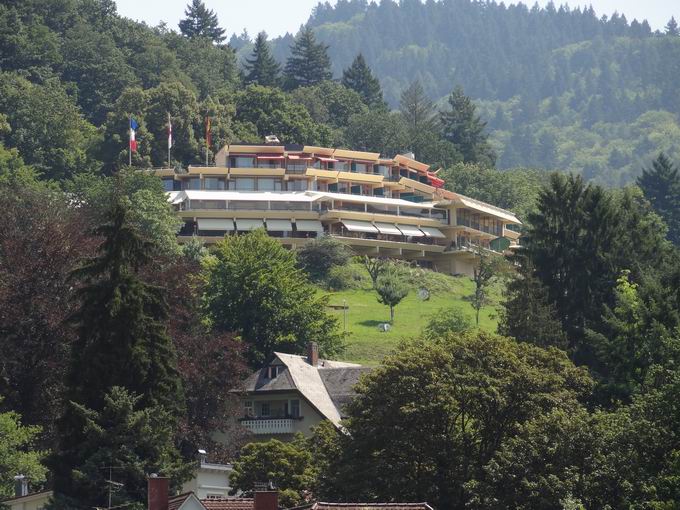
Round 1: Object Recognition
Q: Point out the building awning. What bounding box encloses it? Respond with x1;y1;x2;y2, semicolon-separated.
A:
265;219;293;231
341;219;379;233
235;219;265;231
257;155;285;160
197;218;234;231
287;155;313;161
317;157;339;163
295;220;324;233
419;226;446;238
396;224;425;237
374;222;402;235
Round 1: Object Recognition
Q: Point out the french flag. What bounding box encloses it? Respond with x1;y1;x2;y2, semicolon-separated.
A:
129;118;139;152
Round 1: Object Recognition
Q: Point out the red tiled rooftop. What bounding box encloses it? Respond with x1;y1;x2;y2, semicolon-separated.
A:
201;497;255;510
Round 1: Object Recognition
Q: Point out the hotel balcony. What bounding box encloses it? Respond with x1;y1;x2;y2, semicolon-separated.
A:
239;417;299;435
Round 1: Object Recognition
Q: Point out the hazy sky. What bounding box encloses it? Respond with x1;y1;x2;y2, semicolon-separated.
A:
114;0;678;39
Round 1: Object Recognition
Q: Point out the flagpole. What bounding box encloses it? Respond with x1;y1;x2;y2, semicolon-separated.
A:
167;113;171;168
129;116;132;167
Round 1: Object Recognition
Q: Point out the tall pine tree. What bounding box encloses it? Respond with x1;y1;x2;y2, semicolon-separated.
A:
440;85;496;167
50;197;185;508
665;16;679;36
244;32;281;87
341;54;385;109
637;153;680;245
179;0;226;43
283;26;332;89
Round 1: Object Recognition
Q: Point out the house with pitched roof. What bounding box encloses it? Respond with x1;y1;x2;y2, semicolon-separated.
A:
234;343;371;438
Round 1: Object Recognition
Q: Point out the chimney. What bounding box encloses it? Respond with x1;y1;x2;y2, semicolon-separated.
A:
147;475;170;510
307;341;319;367
13;475;28;497
254;491;278;510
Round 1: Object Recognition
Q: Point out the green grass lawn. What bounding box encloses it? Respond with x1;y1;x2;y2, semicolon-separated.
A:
320;267;503;365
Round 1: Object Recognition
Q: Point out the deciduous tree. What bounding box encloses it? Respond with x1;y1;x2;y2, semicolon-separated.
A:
202;229;344;366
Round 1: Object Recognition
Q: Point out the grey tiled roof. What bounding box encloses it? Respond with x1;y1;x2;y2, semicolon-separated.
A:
237;353;370;426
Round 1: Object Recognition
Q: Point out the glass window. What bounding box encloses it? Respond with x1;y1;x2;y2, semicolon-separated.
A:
257;178;282;191
290;399;300;418
204;177;226;190
230;156;254;168
335;160;349;171
287;179;309;191
260;402;270;417
162;178;174;191
244;400;254;417
233;178;255;191
183;178;200;190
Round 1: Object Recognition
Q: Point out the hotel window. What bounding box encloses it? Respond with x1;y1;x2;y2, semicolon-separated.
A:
161;178;174;191
232;178;255;191
204;177;226;190
287;179;309;191
258;158;282;169
191;200;225;210
184;178;201;190
352;162;369;173
230;156;255;168
375;165;390;177
335;160;349;171
287;162;308;173
257;178;282;191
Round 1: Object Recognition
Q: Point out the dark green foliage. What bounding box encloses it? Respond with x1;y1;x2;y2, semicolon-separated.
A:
0;73;98;180
63;198;184;414
178;0;226;43
244;32;281;87
498;261;568;350
229;435;316;507
470;251;507;325
296;235;352;282
202;229;344;366
637;153;680;245
341;54;385;109
324;332;592;509
284;27;332;89
291;81;367;129
439;163;548;221
665;17;679;36
521;174;672;368
345;110;409;157
47;387;190;510
50;197;185;508
234;85;331;145
440;86;496;167
423;307;472;339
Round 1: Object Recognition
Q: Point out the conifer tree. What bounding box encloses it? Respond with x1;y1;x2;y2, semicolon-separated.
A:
637;153;680;245
244;32;281;87
283;26;332;89
341;54;385;108
400;80;438;135
440;85;497;167
665;16;679;36
50;197;185;508
498;260;568;349
179;0;226;43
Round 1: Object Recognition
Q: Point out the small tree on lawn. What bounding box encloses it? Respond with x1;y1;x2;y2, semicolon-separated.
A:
362;255;387;289
375;264;409;323
470;249;507;325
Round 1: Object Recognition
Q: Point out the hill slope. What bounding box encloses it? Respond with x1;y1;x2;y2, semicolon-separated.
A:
255;0;680;185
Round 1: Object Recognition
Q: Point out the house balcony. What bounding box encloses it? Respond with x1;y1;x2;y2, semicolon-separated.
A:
240;417;300;435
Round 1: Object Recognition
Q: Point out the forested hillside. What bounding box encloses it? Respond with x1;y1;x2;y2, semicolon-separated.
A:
231;0;680;185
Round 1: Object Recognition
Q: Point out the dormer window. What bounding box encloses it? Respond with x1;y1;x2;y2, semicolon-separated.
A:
267;365;283;378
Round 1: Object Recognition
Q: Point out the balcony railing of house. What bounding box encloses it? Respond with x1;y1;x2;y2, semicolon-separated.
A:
239;416;302;435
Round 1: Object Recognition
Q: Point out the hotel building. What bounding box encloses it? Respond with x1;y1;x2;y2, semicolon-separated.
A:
155;143;521;276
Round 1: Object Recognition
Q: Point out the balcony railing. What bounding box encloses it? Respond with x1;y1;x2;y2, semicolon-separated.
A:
240;418;298;435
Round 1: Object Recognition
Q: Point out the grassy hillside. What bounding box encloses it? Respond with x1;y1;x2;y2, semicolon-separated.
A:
320;265;502;365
